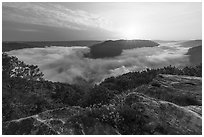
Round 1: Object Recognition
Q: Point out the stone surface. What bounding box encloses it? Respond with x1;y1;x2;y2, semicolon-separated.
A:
3;107;120;135
136;74;202;106
125;92;202;135
3;74;202;135
185;105;202;116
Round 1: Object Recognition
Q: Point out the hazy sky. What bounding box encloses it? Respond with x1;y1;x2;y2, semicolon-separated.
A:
2;2;202;41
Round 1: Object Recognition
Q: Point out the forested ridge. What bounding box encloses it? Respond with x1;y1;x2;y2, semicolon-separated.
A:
86;40;159;58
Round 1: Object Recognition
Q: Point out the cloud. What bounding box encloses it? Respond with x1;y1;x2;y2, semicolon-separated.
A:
7;43;190;85
2;3;113;31
17;28;40;32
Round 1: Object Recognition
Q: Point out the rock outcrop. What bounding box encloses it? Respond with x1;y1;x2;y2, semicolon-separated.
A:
3;74;202;135
125;92;202;135
136;74;202;106
3;107;120;135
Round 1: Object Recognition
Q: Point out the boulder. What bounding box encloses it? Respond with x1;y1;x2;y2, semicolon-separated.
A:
2;74;202;135
124;92;202;135
137;74;202;106
3;107;120;135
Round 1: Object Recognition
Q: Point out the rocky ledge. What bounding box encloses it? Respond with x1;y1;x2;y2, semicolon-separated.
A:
136;74;202;106
3;74;202;135
2;107;120;135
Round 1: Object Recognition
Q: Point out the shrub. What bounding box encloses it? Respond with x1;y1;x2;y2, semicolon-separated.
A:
2;53;44;81
81;86;114;107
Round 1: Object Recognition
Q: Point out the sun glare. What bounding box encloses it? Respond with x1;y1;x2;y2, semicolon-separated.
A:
120;26;140;40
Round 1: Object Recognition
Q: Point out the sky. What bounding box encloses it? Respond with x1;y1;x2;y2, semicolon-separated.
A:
2;2;202;41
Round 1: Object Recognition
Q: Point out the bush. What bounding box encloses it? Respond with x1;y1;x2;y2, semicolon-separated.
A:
2;53;44;81
51;83;84;106
85;99;148;134
81;86;114;107
101;64;202;92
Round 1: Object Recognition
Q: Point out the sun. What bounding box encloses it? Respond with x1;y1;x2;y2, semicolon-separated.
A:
123;27;136;40
119;25;141;40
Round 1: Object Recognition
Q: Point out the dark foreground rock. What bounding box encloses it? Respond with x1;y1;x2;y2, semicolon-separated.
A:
136;74;202;106
2;107;120;135
3;92;202;135
2;74;202;135
124;92;202;135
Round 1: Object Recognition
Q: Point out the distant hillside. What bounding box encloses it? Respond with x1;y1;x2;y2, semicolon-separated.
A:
86;40;159;58
2;41;101;52
153;40;178;44
178;40;202;48
186;45;202;65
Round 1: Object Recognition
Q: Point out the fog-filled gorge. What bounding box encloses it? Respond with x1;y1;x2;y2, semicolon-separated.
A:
7;42;190;84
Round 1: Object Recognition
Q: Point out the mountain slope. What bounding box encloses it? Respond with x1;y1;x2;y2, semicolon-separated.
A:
2;41;101;52
186;45;202;65
178;40;202;48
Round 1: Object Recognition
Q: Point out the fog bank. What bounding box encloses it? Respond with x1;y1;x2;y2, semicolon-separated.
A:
7;43;190;84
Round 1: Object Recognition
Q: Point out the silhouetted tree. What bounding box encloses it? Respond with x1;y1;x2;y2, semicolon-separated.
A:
2;53;44;81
